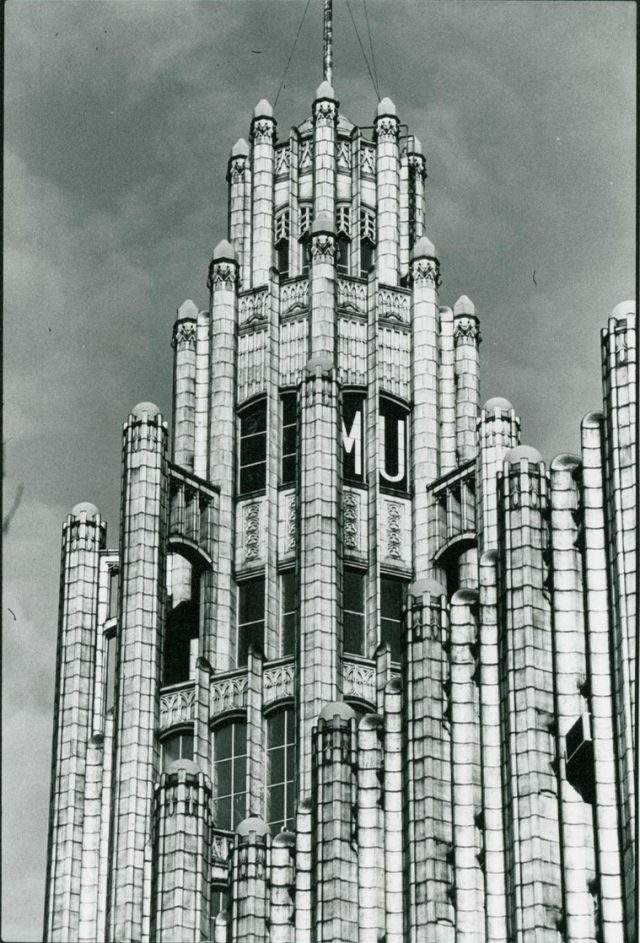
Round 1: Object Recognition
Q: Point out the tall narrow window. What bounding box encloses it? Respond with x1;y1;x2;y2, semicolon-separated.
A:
281;392;297;485
381;577;408;662
275;210;290;279
105;630;116;714
360;209;376;278
336;205;351;276
213;719;247;830
299;204;312;276
266;706;296;832
164;597;199;685
344;567;366;656
237;578;265;666
162;727;194;771
108;566;119;620
379;398;408;492
239;400;267;494
210;884;229;933
342;393;365;483
280;570;296;657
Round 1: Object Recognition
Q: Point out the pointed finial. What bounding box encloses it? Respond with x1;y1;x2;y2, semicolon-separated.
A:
177;299;198;320
323;0;333;86
231;138;249;158
454;294;475;316
253;99;273;119
213;239;238;262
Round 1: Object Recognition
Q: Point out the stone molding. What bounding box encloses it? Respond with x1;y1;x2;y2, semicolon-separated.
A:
172;321;197;350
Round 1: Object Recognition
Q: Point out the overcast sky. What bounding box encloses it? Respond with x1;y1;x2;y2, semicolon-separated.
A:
2;1;635;938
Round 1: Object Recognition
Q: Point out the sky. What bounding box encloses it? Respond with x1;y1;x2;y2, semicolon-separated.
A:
2;0;635;938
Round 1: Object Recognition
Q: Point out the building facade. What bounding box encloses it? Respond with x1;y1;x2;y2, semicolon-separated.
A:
44;56;636;943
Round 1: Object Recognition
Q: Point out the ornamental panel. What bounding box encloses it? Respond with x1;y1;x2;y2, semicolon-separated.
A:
237;328;267;402
337;317;368;387
343;487;366;558
343;660;376;704
211;671;248;717
263;662;295;704
279;319;308;386
379;326;411;400
160;684;196;731
236;496;266;568
380;496;412;566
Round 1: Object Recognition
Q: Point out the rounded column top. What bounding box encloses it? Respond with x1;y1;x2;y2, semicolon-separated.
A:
231;137;249;158
582;410;603;429
212;239;238;263
409;577;447;598
483;396;513;412
272;829;296;849
177;299;198;320
71;501;100;519
376;96;397;118
454;294;476;317
315;79;336;100
411;235;437;260
610;299;635;320
236;816;270;838
253;99;273;119
311;212;335;236
451;587;479;606
550;452;582;472
504;444;542;465
131;402;160;419
167;758;200;775
318;701;355;723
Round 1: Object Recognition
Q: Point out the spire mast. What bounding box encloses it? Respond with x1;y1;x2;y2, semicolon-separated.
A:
323;0;333;85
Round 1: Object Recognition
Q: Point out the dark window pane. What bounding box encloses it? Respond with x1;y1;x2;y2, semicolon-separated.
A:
282;455;296;485
215;725;232;759
108;569;119;619
241;402;267;435
277;240;289;277
235;755;246;790
337;234;350;275
239;580;265;623
181;732;194;761
344;612;365;655
282;393;297;424
283;425;297;453
233;722;247;755
268;711;285;747
344;569;365;609
216;758;232;796
216;795;231;831
240;462;266;494
233;792;246;828
381;578;406;619
270;783;285;825
163;736;180;769
240;431;266;466
360;240;374;277
105;633;116;713
286;746;295;782
282;572;296;611
283;613;296;656
269;746;285;783
211;887;228;920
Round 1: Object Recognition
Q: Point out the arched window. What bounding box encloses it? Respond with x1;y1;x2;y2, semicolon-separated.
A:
266;705;296;832
275;210;290;279
238;399;267;495
213;718;247;830
161;726;194;771
380;576;409;662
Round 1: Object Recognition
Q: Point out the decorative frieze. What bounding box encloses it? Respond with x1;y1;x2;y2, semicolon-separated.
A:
378;287;410;324
337;278;367;316
344;660;376;704
275;145;290;177
337;317;367;386
360;142;376;177
278;489;297;559
228;157;246;181
239;287;269;328
386;502;402;559
243;502;261;562
211;671;248;716
379;326;411;400
381;496;411;565
343;489;361;553
298;139;312;173
337;140;352;171
375;117;400;140
160;685;196;731
263;662;295;704
237;328;267;402
280;278;309;316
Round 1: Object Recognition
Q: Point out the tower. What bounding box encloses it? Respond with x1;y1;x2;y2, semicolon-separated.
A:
44;5;636;942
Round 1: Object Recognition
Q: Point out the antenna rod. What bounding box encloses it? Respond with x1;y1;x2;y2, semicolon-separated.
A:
323;0;333;85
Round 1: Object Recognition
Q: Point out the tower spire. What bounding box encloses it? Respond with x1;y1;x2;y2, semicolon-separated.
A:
323;0;333;86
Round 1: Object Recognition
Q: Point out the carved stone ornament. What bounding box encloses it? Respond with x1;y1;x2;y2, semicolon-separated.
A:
454;316;482;344
310;234;336;260
244;502;260;561
386;502;402;559
314;99;337;125
343;491;359;551
251;118;275;143
229;158;246;181
208;262;238;292
263;662;295;704
160;686;196;730
172;321;197;350
408;153;427;176
411;258;442;288
375;116;400;140
286;493;296;553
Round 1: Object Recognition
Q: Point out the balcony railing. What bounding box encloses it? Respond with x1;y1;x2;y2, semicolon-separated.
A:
168;464;218;567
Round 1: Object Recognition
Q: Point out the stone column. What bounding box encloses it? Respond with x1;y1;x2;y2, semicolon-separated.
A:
375;97;400;286
270;830;296;943
399;146;409;276
153;763;212;943
580;413;625;941
246;648;265;819
408;136;426;244
78;733;107;942
109;403;169;943
454;294;481;463
410;237;441;578
476;397;520;554
439;305;457;475
478;551;508;942
207;241;239;670
403;579;454;943
497;445;562;942
45;502;105;943
172;300;198;471
312;703;359;943
450;588;485;942
250;100;276;287
549;454;597;942
383;677;404;943
357;713;385;942
294;798;313;942
230;818;271;943
227;138;250;282
600;301;636;940
193;308;210;479
313;80;337;220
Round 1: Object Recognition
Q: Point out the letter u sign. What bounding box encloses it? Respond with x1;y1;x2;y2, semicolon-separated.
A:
379;401;407;489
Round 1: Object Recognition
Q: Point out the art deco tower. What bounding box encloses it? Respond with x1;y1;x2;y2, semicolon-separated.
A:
44;5;636;942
